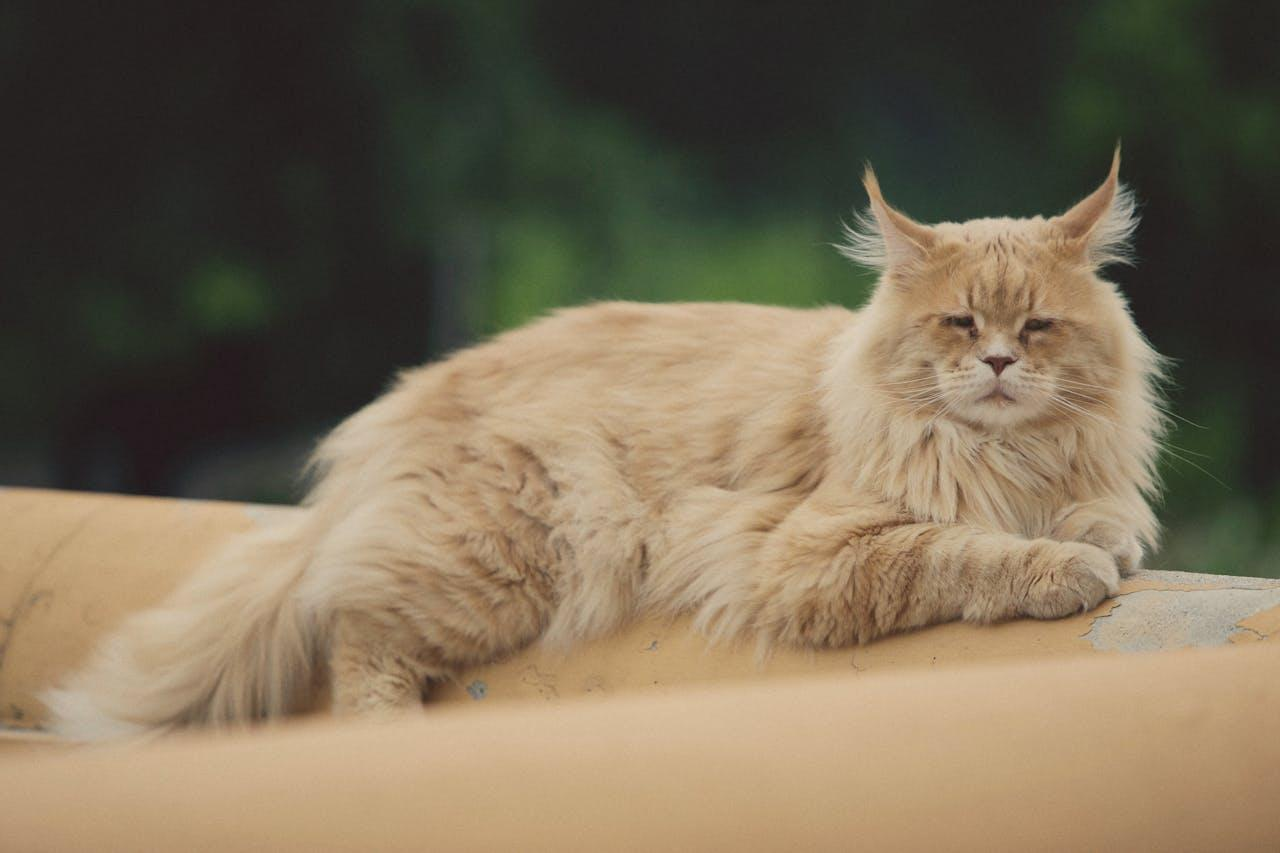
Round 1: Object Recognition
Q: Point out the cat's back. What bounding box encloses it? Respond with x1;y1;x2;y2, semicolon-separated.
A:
410;301;853;408
511;299;847;368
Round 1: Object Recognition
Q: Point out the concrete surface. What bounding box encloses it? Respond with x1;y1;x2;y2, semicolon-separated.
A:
0;642;1277;851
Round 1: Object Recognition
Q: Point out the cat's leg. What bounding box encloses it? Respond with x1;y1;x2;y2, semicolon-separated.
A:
322;542;557;717
704;498;1119;651
305;434;568;717
642;487;800;641
328;609;440;716
1050;498;1149;576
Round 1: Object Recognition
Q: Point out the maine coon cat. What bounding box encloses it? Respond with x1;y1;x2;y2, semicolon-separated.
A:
46;150;1164;739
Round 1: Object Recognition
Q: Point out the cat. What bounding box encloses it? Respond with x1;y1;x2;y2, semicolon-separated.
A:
45;149;1165;739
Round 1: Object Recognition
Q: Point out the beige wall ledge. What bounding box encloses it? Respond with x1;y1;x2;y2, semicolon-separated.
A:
1;643;1277;851
1;487;1279;730
2;488;1278;849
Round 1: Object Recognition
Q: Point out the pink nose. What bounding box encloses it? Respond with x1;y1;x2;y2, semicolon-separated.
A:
983;355;1017;376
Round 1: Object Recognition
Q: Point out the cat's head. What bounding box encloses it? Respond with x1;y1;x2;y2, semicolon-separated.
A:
839;149;1160;432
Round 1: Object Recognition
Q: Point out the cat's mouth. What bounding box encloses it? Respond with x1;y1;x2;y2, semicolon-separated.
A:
979;386;1016;404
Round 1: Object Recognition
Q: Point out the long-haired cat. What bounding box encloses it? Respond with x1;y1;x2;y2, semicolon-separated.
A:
46;150;1164;739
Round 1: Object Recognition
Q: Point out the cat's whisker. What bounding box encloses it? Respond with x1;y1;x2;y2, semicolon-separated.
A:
1049;379;1198;432
850;379;940;395
901;395;948;419
1039;395;1224;488
856;377;938;388
1048;376;1204;430
922;397;959;436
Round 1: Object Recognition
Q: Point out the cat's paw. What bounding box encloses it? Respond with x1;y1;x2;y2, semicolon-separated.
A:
1020;541;1120;620
1075;522;1143;576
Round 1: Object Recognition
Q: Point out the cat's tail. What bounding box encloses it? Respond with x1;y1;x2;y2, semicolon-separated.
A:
42;516;324;741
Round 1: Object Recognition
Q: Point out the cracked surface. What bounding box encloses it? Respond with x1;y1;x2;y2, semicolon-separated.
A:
1081;582;1280;652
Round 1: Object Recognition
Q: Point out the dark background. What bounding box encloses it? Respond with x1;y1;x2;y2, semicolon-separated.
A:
3;1;1277;576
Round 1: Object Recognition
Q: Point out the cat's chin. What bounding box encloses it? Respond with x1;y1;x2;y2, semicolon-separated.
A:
952;397;1044;431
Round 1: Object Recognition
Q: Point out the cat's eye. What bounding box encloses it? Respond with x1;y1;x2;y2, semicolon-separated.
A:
1023;318;1054;333
943;315;975;328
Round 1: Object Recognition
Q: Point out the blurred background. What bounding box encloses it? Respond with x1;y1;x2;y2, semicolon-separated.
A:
3;1;1277;576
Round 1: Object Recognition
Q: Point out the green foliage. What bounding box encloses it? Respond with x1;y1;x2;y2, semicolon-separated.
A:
482;213;874;334
3;0;1277;575
183;261;274;336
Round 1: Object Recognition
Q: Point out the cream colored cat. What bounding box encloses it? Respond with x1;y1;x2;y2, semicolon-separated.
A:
46;150;1165;739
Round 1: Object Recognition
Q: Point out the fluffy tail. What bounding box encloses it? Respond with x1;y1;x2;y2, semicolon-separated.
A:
42;517;323;741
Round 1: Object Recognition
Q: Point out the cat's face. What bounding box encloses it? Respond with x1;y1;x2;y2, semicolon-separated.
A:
880;226;1125;430
846;151;1143;433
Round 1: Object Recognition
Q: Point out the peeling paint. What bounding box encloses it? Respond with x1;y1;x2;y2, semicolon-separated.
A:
1129;570;1280;590
1082;587;1280;652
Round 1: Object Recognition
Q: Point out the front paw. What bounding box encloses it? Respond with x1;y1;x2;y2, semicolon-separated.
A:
1020;542;1120;620
1076;522;1143;576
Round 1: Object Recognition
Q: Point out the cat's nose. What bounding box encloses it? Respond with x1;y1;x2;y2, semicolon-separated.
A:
982;355;1017;376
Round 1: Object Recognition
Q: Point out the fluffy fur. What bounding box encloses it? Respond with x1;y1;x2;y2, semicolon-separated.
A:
45;151;1166;739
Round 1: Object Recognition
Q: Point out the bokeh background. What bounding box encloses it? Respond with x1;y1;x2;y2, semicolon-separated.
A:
4;1;1278;576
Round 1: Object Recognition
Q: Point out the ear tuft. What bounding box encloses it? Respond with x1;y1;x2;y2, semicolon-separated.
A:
1087;180;1139;268
1055;145;1140;268
837;164;935;271
837;206;890;271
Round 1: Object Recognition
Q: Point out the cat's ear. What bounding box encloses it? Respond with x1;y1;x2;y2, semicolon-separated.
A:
839;166;936;271
1052;145;1139;268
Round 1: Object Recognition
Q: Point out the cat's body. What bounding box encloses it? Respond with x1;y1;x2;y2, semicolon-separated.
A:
46;152;1165;739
